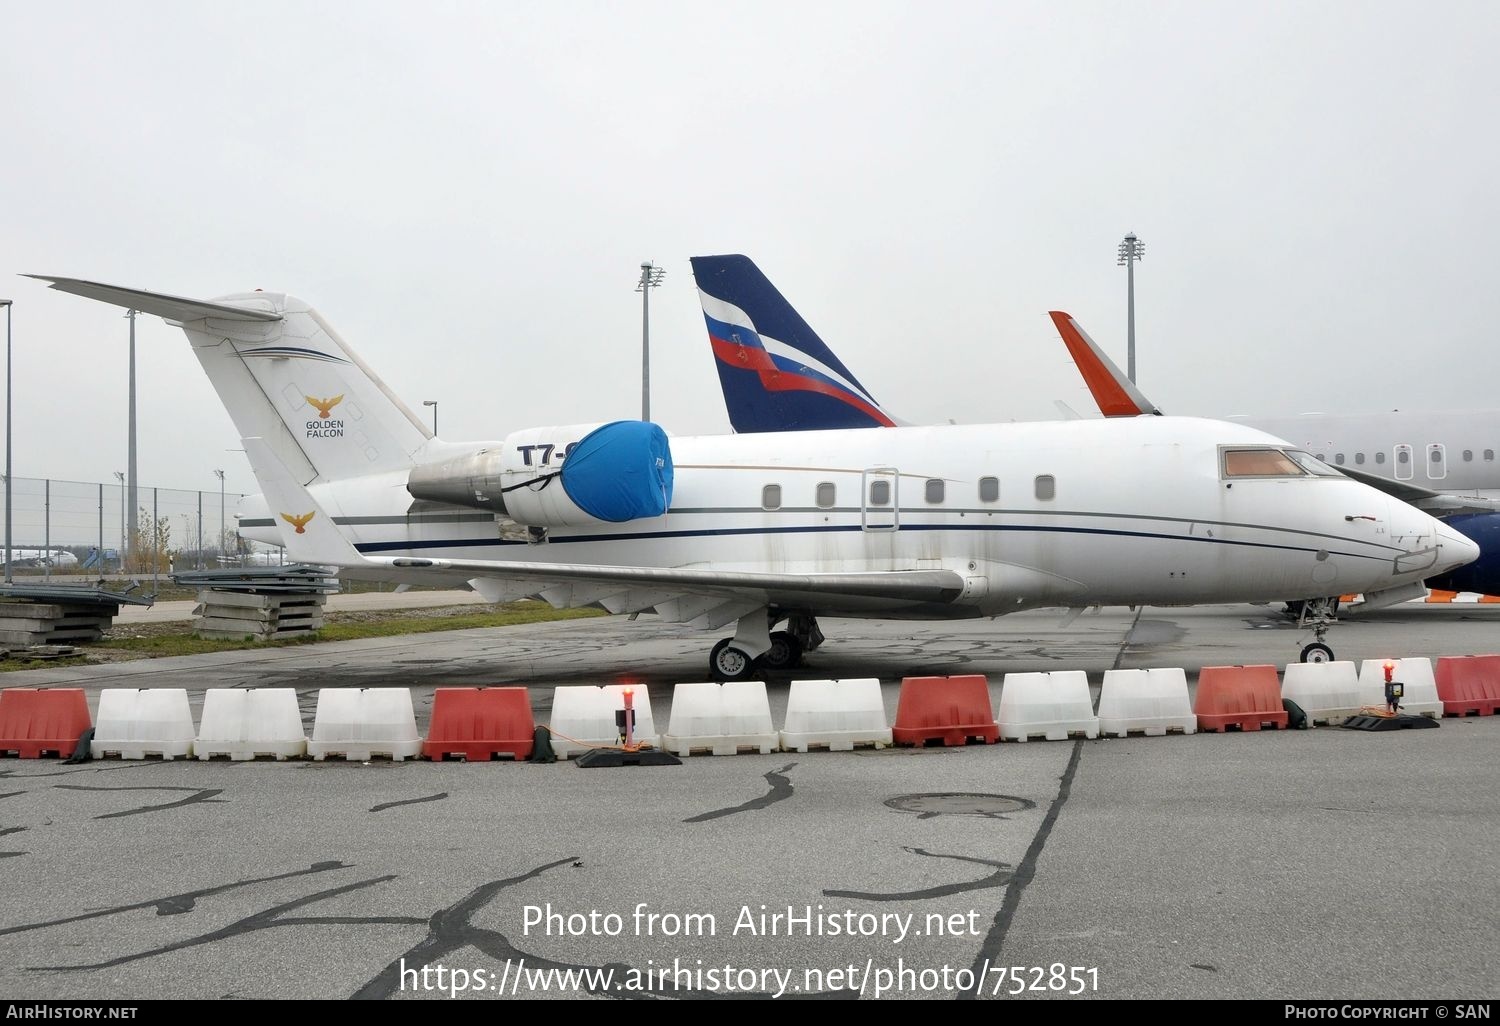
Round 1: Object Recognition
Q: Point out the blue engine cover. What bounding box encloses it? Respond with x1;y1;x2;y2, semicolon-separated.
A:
1427;512;1500;595
559;421;674;522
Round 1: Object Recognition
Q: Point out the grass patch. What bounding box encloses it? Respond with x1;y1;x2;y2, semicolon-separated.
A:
313;605;605;641
0;655;97;672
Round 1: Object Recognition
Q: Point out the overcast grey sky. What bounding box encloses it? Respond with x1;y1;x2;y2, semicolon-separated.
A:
3;0;1497;497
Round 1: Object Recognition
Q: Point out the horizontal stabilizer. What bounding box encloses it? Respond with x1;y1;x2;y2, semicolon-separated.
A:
25;275;282;323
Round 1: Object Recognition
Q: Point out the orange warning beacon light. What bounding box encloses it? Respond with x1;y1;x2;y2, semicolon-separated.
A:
1383;661;1395;683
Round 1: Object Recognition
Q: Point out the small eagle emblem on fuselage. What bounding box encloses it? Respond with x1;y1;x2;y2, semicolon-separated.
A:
281;511;315;534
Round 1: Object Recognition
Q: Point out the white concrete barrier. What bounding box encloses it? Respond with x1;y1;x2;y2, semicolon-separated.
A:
1280;661;1361;725
91;688;196;760
548;685;660;758
1097;668;1197;737
307;688;422;761
1357;658;1444;719
196;689;308;760
998;670;1099;741
661;681;777;756
779;678;892;753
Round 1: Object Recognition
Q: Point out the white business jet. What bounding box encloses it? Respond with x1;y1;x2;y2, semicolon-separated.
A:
29;275;1478;679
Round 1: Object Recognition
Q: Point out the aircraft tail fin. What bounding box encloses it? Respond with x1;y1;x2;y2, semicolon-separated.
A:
29;275;433;486
689;255;898;432
1048;310;1163;417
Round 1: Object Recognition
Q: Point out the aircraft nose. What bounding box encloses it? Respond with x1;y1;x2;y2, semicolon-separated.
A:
1434;520;1482;576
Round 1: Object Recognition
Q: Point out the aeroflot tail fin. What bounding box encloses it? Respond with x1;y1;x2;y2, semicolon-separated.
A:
30;275;433;486
1048;311;1163;417
690;254;899;432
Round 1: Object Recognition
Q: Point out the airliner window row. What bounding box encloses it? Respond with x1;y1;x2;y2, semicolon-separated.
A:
1318;448;1494;468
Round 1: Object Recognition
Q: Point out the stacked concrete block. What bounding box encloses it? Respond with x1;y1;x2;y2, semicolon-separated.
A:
194;590;326;641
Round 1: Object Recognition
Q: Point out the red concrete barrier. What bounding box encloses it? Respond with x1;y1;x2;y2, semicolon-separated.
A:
1434;655;1500;717
1194;665;1288;732
422;687;535;761
892;675;998;746
0;688;92;759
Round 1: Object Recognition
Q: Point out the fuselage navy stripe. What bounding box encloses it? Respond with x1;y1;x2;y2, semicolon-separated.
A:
349;521;1392;563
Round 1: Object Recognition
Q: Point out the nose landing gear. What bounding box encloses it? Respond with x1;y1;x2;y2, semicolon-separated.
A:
1290;596;1341;663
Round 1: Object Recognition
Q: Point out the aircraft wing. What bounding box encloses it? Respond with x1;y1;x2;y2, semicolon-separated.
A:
1331;465;1500;516
245;438;966;626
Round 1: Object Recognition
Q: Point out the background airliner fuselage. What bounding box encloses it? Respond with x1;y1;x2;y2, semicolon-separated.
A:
1231;411;1500;500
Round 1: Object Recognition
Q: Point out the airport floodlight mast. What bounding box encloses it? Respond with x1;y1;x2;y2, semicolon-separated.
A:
126;308;138;572
636;262;665;421
1116;232;1145;384
422;400;438;435
2;298;11;585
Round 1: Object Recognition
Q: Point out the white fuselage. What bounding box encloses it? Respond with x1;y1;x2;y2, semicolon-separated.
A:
239;416;1474;618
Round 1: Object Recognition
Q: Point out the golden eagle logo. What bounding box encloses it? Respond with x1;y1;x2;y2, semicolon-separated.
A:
306;394;344;419
281;511;315;534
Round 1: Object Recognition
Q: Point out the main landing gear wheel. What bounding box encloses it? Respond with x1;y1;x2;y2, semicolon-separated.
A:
1300;642;1335;664
759;631;804;672
709;638;757;681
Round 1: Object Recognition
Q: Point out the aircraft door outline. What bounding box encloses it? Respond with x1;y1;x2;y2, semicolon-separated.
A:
1394;444;1414;481
1426;443;1447;481
861;467;899;532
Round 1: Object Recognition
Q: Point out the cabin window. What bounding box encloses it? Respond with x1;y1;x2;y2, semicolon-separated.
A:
1375;452;1386;464
1335;453;1345;466
979;476;999;502
1463;450;1473;462
1034;475;1055;500
1398;450;1410;465
1486;449;1495;462
925;479;945;503
869;480;891;505
761;484;781;510
1223;448;1305;478
1315;453;1326;462
1430;449;1442;463
1355;452;1366;465
815;482;836;508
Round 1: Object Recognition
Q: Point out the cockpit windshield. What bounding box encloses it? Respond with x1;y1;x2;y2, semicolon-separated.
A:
1283;450;1343;477
1223;448;1304;477
1222;447;1341;479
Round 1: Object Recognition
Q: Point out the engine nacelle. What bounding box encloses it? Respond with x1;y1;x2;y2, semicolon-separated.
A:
406;421;674;528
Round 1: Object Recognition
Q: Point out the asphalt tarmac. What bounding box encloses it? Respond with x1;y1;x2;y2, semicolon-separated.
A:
0;601;1496;1001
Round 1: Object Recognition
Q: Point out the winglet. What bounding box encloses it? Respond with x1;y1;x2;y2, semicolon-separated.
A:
1048;311;1162;417
242;437;371;568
